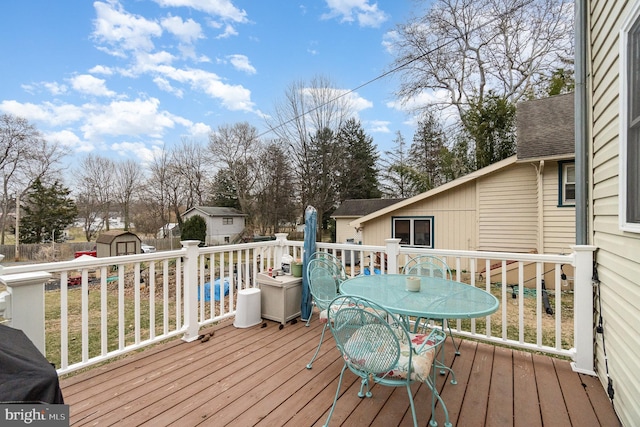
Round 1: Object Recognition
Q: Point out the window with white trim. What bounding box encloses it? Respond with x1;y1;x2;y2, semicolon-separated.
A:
222;217;233;225
559;161;575;206
392;217;433;247
621;7;640;231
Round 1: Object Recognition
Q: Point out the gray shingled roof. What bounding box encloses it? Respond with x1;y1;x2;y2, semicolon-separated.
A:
516;92;575;160
184;206;247;217
331;198;405;218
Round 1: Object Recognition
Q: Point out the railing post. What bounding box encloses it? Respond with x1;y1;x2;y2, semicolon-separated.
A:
274;233;288;269
385;238;402;274
181;240;201;342
0;270;52;355
571;244;597;375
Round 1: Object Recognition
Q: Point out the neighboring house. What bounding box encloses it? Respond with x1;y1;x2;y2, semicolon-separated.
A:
331;198;404;244
181;206;247;246
95;230;141;257
156;223;179;239
351;93;575;259
584;2;640;425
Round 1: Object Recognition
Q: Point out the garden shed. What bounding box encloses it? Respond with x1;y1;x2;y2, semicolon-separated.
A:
95;230;141;257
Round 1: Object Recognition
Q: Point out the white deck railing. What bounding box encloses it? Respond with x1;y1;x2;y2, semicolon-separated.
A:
0;236;596;376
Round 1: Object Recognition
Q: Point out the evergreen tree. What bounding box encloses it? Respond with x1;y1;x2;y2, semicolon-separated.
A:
181;215;207;244
19;178;77;244
336;118;381;200
462;92;517;170
209;169;241;209
409;112;447;191
379;131;414;198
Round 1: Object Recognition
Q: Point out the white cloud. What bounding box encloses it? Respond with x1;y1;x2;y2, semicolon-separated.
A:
92;1;163;55
110;141;164;164
154;65;255;112
382;30;399;54
227;54;256;74
88;65;114;75
161;15;203;44
45;129;92;152
347;91;373;112
80;98;175;140
0;100;84;126
152;0;248;23
43;82;68;96
368;119;390;133
322;0;388;28
69;74;116;97
216;23;238;39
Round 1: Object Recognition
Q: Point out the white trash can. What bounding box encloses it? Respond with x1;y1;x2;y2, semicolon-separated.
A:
233;288;262;328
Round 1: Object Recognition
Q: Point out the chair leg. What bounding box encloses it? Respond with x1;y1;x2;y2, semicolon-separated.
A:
405;383;419;427
323;365;347;427
306;323;327;369
357;377;372;398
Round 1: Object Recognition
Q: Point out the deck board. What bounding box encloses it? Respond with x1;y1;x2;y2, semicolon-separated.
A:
59;316;622;426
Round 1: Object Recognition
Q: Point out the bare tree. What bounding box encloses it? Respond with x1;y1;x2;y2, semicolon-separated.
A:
208;122;260;221
138;147;174;234
170;138;210;210
114;159;144;232
77;155;115;233
252;141;296;234
0;114;67;244
265;75;354;214
391;0;574;128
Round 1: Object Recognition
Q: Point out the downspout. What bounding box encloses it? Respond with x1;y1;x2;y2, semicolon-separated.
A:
575;0;588;244
537;160;545;252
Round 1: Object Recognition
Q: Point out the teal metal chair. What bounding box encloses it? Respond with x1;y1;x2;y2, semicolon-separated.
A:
324;295;451;427
404;258;461;363
305;258;343;369
305;251;347;329
309;251;347;282
402;255;453;278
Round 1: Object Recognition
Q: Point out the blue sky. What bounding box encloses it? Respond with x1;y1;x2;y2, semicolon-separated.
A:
0;1;426;177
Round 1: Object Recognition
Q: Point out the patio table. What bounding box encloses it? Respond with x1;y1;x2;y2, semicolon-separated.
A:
340;273;500;382
339;274;499;320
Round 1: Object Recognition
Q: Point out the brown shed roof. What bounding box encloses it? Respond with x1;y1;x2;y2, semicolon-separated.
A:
516;92;575;160
96;230;140;244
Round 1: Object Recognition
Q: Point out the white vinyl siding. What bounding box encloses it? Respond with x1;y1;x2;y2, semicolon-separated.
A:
590;1;640;425
477;164;538;252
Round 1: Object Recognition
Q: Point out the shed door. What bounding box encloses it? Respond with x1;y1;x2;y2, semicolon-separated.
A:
116;241;137;256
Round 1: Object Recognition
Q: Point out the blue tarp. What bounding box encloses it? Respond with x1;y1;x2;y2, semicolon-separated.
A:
199;277;230;302
301;206;317;322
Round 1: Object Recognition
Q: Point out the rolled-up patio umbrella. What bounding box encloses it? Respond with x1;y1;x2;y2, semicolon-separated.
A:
300;205;317;322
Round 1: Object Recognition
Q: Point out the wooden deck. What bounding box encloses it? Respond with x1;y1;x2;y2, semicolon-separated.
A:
60;316;620;427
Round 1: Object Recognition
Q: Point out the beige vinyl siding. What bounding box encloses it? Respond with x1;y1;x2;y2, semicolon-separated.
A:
590;1;640;425
477;164;538;252
543;161;575;254
361;181;477;252
335;217;360;243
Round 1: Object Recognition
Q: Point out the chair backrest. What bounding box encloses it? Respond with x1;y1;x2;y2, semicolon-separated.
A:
402;255;452;279
309;251;347;281
307;259;342;310
404;260;450;279
327;295;406;376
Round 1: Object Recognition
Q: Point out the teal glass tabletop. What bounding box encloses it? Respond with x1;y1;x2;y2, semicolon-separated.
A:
340;274;499;319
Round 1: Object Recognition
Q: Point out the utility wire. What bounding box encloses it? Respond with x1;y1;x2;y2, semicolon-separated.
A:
256;0;535;141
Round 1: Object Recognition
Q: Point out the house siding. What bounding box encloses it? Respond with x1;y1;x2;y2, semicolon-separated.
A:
590;1;640;425
543;161;575;254
361;181;478;254
335;217;361;243
477;163;538;252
